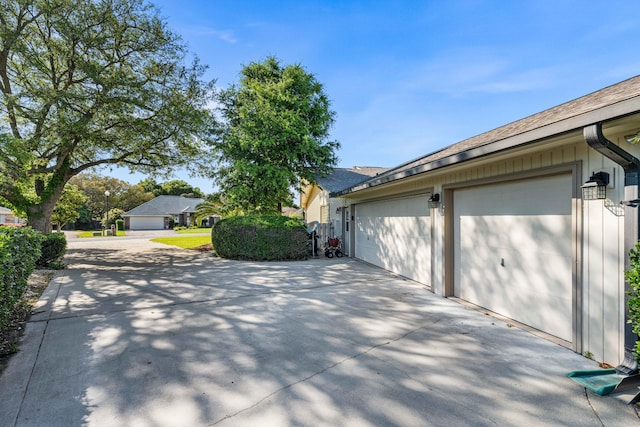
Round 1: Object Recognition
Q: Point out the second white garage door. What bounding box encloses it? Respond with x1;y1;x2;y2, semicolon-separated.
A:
355;195;431;285
453;174;573;342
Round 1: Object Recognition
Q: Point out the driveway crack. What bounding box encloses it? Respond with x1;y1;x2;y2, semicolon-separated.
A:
584;388;605;427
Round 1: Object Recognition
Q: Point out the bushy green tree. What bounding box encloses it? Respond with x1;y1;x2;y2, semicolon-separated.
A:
213;57;339;213
69;173;154;221
51;184;86;231
138;178;204;198
101;208;125;228
160;180;204;198
0;0;215;232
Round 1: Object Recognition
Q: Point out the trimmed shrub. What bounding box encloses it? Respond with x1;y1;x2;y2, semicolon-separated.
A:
212;215;308;261
116;219;124;231
0;227;43;329
37;232;67;269
626;241;640;359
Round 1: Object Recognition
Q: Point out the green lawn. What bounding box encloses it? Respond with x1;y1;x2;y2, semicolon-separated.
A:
151;235;211;249
77;230;126;237
174;227;212;234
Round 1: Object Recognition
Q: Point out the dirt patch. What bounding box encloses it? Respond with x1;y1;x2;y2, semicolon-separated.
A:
0;270;54;375
193;243;213;252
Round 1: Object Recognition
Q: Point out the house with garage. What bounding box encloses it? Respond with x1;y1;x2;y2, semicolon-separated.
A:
122;195;204;230
0;206;24;226
332;75;640;370
301;166;388;252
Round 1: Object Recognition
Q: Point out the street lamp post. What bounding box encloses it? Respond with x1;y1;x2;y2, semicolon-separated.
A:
105;190;110;236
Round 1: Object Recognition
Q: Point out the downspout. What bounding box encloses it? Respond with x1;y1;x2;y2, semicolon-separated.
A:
583;123;640;376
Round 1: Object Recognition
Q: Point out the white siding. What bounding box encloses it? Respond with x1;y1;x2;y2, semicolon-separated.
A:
341;133;639;365
453;175;573;341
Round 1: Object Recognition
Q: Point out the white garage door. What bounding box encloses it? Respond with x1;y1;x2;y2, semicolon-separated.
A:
355;195;431;284
454;174;573;341
129;216;165;230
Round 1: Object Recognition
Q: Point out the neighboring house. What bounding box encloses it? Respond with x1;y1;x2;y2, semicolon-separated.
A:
0;206;24;225
122;195;204;230
332;75;640;368
301;166;388;252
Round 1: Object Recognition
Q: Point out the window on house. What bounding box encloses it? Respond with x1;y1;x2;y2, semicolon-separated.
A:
320;205;329;223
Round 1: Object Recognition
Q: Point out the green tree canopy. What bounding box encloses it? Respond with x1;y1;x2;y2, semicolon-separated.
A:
0;0;215;232
213;56;339;213
51;184;86;230
69;173;154;221
138;178;204;198
160;179;204;198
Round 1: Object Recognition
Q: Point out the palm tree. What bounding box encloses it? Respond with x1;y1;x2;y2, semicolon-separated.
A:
194;193;224;227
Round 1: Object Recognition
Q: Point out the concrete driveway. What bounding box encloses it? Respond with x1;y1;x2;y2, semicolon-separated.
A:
1;234;638;426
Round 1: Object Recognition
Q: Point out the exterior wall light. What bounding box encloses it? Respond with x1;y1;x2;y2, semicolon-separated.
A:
581;172;609;200
624;131;640;144
428;193;440;209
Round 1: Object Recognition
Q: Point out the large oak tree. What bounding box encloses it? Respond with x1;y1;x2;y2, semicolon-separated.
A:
213;57;339;214
0;0;215;231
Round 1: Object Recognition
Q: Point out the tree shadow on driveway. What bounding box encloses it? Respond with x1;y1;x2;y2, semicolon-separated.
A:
2;244;634;426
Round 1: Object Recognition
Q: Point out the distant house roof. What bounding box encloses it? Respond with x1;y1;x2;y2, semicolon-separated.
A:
332;75;640;196
0;206;12;215
123;196;204;217
316;166;390;193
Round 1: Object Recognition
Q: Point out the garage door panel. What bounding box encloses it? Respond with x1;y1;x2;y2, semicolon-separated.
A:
454;174;573;342
130;216;164;230
356;195;431;284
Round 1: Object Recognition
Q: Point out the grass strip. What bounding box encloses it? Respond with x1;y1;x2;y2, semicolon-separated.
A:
151;235;211;249
175;228;212;234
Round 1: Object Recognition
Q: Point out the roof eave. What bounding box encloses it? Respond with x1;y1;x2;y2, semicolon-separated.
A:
331;96;640;197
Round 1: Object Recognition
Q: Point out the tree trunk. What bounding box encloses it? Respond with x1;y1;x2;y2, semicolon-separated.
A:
27;201;56;233
27;183;65;233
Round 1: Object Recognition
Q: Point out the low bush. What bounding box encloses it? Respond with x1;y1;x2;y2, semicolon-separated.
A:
0;227;43;329
116;219;124;231
212;215;308;261
37;232;67;269
626;241;640;359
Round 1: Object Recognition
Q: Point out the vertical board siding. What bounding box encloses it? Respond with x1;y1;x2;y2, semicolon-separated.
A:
344;140;629;366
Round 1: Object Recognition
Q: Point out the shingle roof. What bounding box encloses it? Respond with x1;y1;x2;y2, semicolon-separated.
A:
333;75;640;196
123;196;204;216
0;206;12;214
317;166;389;193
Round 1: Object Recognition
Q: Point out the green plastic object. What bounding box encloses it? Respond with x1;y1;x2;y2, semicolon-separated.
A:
567;369;620;396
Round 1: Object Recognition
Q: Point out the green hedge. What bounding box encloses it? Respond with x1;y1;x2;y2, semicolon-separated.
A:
37;232;67;269
212;215;308;261
0;227;43;329
626;241;640;359
116;219;124;231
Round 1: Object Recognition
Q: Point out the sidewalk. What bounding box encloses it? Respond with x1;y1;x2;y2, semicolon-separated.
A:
0;237;638;426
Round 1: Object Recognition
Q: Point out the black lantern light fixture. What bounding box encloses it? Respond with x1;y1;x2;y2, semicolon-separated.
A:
581;172;609;200
428;193;440;209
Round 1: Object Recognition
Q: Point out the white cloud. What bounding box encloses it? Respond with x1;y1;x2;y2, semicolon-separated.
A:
401;50;556;97
184;26;237;44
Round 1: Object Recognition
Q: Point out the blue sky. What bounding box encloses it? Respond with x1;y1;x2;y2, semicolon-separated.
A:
111;0;640;194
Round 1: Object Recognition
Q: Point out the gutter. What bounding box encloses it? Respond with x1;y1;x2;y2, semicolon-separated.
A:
332;97;640;198
583;123;640;377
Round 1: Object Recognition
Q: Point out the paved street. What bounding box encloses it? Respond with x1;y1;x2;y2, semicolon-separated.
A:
0;233;638;426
